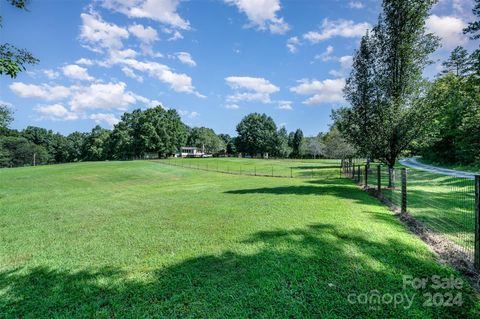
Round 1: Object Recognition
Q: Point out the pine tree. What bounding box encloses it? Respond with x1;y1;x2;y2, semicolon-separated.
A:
343;32;379;159
463;0;480;40
440;46;470;77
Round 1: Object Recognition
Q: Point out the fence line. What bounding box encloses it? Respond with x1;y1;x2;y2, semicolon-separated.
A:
157;158;332;179
340;160;480;273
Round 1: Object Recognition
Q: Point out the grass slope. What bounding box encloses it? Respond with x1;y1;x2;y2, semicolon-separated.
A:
0;160;478;318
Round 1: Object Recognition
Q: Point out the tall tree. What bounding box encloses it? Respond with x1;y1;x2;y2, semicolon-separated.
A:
0;136;50;167
342;32;380;159
187;127;225;154
235;113;277;157
303;135;324;159
218;134;236;154
66;131;87;162
291;129;304;158
323;127;356;159
370;0;438;170
275;127;291;158
0;1;39;78
0;104;13;129
441;46;470;77
463;0;480;40
83;125;111;161
464;0;480;76
109;106;187;159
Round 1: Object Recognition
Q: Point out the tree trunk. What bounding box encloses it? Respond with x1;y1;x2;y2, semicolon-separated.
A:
387;155;397;188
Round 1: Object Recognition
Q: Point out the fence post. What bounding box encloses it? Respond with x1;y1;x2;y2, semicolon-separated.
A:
401;168;407;214
377;165;381;194
475;175;480;271
365;165;368;188
352;163;355;179
254;166;256;176
357;165;361;183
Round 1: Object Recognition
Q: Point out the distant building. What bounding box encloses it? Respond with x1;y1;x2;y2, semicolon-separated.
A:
177;146;213;158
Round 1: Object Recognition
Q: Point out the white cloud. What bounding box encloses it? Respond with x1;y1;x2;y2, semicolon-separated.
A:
163;27;184;41
121;67;144;82
76;58;94;66
286;36;300;53
426;15;468;50
43;69;60;79
62;64;95;81
315;45;334;61
12;78;163;123
35;104;79;121
225;76;279;103
119;58;204;96
178;110;199;118
78;9;201;97
133;95;163;108
329;55;353;77
225;0;290;34
277;100;292;110
109;48;139;61
128;23;159;43
290;78;345;105
11;81;151;112
225;103;240;109
339;55;353;69
128;23;159;55
303;19;370;43
176;52;196;67
349;1;364;9
69;82;138;111
10;82;71;100
80;10;129;52
102;0;190;30
89;113;120;127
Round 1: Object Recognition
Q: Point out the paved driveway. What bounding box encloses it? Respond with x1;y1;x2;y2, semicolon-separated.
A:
399;157;476;180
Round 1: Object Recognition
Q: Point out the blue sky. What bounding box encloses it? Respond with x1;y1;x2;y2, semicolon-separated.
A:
1;0;478;136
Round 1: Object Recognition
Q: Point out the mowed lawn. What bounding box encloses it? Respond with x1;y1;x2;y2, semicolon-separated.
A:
159;157;341;178
0;160;478;318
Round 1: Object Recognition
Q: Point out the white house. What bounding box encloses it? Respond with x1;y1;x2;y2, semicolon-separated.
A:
176;147;206;158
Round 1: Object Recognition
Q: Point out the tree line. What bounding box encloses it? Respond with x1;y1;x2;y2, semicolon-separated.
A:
0;105;355;167
333;0;480;169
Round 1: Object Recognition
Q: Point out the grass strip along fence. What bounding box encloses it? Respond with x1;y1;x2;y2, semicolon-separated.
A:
341;160;480;274
158;157;341;179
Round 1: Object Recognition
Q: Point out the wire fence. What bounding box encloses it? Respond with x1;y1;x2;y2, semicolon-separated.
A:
158;157;342;179
341;160;479;272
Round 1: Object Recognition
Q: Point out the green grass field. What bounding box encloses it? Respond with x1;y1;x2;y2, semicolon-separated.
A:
0;159;479;318
160;157;342;178
376;165;477;257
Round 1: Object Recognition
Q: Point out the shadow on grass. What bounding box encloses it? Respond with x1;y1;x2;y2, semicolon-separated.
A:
1;224;478;318
224;178;375;205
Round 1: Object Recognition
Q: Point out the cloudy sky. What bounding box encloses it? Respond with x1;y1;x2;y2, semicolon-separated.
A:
1;0;478;136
